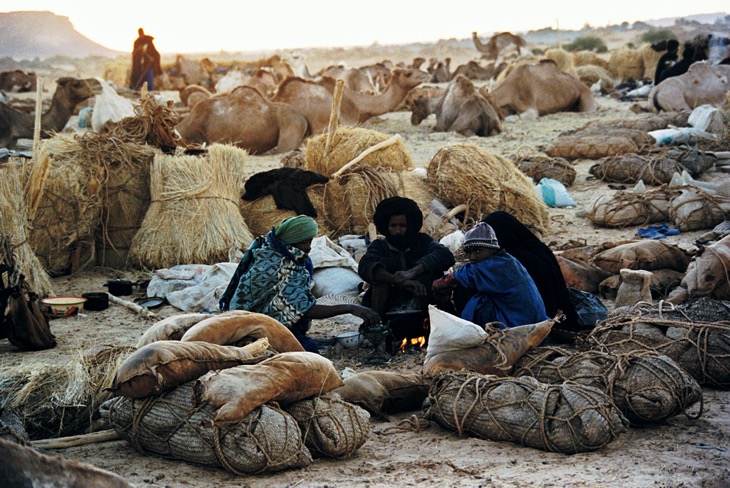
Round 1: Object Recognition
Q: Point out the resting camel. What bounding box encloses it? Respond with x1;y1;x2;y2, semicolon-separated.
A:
411;75;502;137
428;58;452;83
451;60;504;81
179;84;213;108
0;70;36;92
472;32;527;60
317;66;379;93
0;77;102;149
649;62;730;112
272;67;430;135
175;85;308;155
489;60;597;117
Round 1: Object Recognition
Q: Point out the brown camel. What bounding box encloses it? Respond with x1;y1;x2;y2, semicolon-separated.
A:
649;62;730;112
179;84;213;108
0;77;102;149
317;66;378;93
272;67;430;134
0;438;134;488
472;32;527;60
412;75;502;137
489;60;597;117
428;58;452;83
451;60;505;81
175;85;308;155
0;70;36;92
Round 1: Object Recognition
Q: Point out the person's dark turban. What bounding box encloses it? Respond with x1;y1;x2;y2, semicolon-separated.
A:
372;196;423;237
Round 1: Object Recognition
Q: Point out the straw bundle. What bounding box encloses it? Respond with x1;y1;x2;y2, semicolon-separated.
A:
0;163;54;296
129;144;253;268
102;60;130;88
543;48;576;77
574;65;615;94
639;43;664;80
0;345;133;439
304;127;414;177
494;55;539;83
28;135;103;275
239;182;350;239
339;167;404;236
609;46;645;83
427;144;549;235
572;50;610;70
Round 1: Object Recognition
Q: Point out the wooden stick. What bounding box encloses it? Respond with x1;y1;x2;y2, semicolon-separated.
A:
24;153;52;225
32;77;44;159
31;429;120;449
332;134;402;179
324;79;344;157
108;293;156;319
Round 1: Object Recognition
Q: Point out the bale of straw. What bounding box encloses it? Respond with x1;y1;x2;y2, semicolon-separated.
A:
546;127;656;160
28;135;103;275
427;144;549;235
543;48;576;76
572;51;610;70
574;65;615;94
129;144;253;269
639;43;664;80
609;46;645;83
239;182;350;239
0;345;133;439
304;127;414;177
515;155;577;186
0;163;54;296
338;168;403;236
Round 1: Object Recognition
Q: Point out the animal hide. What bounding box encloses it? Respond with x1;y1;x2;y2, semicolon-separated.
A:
242;168;329;217
334;371;430;420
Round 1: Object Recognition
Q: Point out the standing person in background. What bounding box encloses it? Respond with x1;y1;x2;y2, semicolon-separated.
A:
130;28;162;91
481;211;580;332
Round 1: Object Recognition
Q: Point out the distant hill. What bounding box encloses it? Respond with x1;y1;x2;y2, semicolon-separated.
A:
0;11;121;59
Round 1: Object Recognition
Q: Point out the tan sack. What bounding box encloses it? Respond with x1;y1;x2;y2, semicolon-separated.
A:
586;187;674;228
334;371;430;420
181;310;304;352
669;186;730;232
556;255;612;293
136;313;211;348
591;240;691;274
195;351;344;424
110;339;270;398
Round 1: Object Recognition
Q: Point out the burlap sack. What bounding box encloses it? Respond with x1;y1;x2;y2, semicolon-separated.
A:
107;383;312;474
424;372;628;453
599;268;684;301
591;241;691;274
195;352;344;424
586;187;673;228
669;186;730;232
588;154;684;185
514;348;702;424
546;127;655;160
516;156;577;186
284;394;370;458
423;313;557;378
180;310;304;352
668;234;730;303
135;313;211;348
334;371;429;420
110;340;270;398
555;255;612;293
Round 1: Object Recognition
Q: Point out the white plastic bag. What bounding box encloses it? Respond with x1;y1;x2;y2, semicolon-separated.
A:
426;305;488;359
537;178;577;208
91;78;135;131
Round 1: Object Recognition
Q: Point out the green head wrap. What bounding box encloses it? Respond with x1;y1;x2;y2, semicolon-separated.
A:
274;215;318;245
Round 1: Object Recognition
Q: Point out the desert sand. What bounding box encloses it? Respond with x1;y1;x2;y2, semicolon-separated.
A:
1;45;729;488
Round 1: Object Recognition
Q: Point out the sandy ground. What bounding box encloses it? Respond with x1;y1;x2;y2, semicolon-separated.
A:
2;61;730;487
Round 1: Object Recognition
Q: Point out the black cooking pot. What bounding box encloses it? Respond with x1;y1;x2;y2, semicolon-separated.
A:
104;279;133;296
82;292;109;311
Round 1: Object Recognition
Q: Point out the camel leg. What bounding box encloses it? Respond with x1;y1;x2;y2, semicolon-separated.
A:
270;118;308;154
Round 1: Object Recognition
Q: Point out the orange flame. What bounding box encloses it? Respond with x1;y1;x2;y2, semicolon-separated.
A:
399;336;427;354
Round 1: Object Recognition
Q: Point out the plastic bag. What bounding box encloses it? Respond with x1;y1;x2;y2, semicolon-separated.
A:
537;178;577;208
567;288;607;328
91;78;135;131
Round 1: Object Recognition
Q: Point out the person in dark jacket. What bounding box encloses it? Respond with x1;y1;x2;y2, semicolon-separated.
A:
130;28;162;91
654;39;679;86
656;42;695;84
482;211;580;332
358;196;455;320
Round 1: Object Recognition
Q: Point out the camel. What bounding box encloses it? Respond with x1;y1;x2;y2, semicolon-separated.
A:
411;75;502;137
472;32;527;60
489;60;597;117
649;62;730;112
428;58;452;83
175;85;308;155
272;67;430;135
0;438;134;487
451;60;504;81
317;66;378;93
0;70;36;92
0;77;102;149
179;84;213;108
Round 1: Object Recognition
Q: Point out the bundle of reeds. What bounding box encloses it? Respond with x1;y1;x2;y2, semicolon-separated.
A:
608;46;645;83
574;65;615;94
543;48;576;77
427;144;549;235
0;345;133;439
129;144;253;268
304;127;413;177
0;163;54;296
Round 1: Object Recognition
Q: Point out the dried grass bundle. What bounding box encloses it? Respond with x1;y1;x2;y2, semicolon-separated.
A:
574;65;615;94
103;93;189;149
572;51;610;70
639;43;664;80
427;144;549;235
339;167;403;235
27;135;103;275
0;345;133;439
239;182;349;238
129;144;253;268
304;127;413;177
0;163;54;296
608;46;644;83
543;48;576;76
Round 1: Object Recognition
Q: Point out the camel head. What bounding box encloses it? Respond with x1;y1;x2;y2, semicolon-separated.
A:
410;96;431;126
389;68;431;91
55;77;103;104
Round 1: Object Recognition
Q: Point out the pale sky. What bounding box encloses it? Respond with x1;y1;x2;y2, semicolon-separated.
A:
1;0;728;53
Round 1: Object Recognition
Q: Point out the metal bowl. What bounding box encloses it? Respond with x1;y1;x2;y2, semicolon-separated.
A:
335;331;363;349
40;296;87;318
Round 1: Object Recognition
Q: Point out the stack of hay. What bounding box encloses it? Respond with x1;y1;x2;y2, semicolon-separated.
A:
130;144;253;268
0;162;54;296
427;144;549;235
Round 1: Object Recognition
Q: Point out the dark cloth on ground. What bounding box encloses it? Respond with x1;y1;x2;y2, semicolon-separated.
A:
482;211;580;331
242;168;329;217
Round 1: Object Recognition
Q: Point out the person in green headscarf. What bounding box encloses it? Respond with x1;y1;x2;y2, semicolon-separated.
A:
220;215;380;352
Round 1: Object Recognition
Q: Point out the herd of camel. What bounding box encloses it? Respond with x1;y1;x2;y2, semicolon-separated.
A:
1;32;729;153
